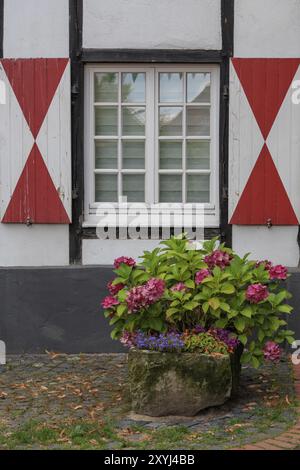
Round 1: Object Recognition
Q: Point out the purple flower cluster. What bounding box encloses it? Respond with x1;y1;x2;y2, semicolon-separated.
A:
263;341;281;362
134;331;185;352
204;250;233;270
209;327;240;351
126;278;165;313
194;325;206;334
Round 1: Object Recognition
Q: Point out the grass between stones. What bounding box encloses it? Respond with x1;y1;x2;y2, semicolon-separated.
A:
0;402;298;450
0;355;298;450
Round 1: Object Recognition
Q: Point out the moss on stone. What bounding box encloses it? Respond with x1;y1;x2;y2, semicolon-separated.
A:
128;350;238;417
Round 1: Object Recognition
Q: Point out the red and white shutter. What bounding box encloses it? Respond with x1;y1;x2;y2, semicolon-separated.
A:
0;58;71;224
229;58;300;226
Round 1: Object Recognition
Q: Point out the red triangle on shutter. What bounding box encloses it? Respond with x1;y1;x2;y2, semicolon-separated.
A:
1;58;68;139
232;58;300;140
2;144;70;224
230;144;299;225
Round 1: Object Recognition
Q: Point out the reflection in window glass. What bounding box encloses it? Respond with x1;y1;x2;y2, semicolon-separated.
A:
95;73;118;102
122;107;146;135
159;107;183;136
187;73;210;103
159;73;183;103
122;73;145;103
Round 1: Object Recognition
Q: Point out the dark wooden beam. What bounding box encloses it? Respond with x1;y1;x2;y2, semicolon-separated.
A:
82;48;223;64
0;0;4;58
219;0;234;247
69;0;84;264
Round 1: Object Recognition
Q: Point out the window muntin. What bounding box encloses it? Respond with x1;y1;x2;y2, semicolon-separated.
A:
85;65;219;226
93;71;146;203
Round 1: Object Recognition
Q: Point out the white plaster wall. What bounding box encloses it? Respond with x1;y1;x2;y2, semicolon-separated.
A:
83;240;161;265
0;225;69;267
3;0;69;58
232;1;300;267
1;0;71;266
83;0;222;50
232;226;299;268
235;0;300;58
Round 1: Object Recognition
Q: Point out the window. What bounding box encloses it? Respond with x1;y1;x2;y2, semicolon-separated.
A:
84;65;220;227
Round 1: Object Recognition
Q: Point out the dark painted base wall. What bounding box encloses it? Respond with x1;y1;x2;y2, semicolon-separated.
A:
0;267;299;354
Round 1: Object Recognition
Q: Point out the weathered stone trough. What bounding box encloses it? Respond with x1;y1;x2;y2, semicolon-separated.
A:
128;350;241;417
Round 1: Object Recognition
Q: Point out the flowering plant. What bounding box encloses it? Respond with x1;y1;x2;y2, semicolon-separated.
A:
102;235;295;367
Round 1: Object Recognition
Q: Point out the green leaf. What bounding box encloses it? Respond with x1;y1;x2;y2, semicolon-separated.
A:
277;304;293;314
241;307;252;318
208;298;220;310
220;302;231;313
215;318;228;328
220;283;235;294
251;356;260;368
238;334;248;346
203;302;209;314
184;301;199;311
116;304;127;317
148;318;164;332
234;317;246;332
258;329;265;342
185;279;195;289
117;289;128;302
166;308;179;319
286;336;295;345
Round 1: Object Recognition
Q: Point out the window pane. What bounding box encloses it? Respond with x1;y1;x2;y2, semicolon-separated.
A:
159;73;183;102
187;174;210;203
160;141;182;169
95;140;118;169
122;107;145;135
95;107;118;136
94;73;118;102
123;174;145;202
123;141;145;169
159;175;182;202
122;73;145;102
186;107;210;136
187;73;210;103
95;174;118;202
186;141;210;170
159;107;182;136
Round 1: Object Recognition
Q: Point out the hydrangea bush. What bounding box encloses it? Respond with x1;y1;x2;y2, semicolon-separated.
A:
102;235;295;367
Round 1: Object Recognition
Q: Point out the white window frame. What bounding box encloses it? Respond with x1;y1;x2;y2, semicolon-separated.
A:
84;64;220;228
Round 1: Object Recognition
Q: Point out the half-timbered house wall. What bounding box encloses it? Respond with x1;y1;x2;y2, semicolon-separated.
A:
1;0;300;352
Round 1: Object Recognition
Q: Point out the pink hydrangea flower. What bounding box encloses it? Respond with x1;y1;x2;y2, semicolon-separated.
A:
269;265;288;281
255;260;273;270
246;283;269;304
120;331;136;348
195;269;210;285
263;341;281;362
204;250;233;270
107;280;125;296
102;296;119;309
126;278;165;313
114;256;136;269
171;282;187;292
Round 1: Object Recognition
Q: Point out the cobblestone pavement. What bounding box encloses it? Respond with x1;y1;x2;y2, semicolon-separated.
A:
0;354;298;449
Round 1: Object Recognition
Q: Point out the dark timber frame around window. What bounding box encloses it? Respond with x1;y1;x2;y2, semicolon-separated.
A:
0;0;4;58
69;0;234;263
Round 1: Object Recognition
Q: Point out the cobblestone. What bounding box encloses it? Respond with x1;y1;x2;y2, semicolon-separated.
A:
0;354;298;450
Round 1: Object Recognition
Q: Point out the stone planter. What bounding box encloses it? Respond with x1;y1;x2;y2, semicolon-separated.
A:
128;349;242;417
